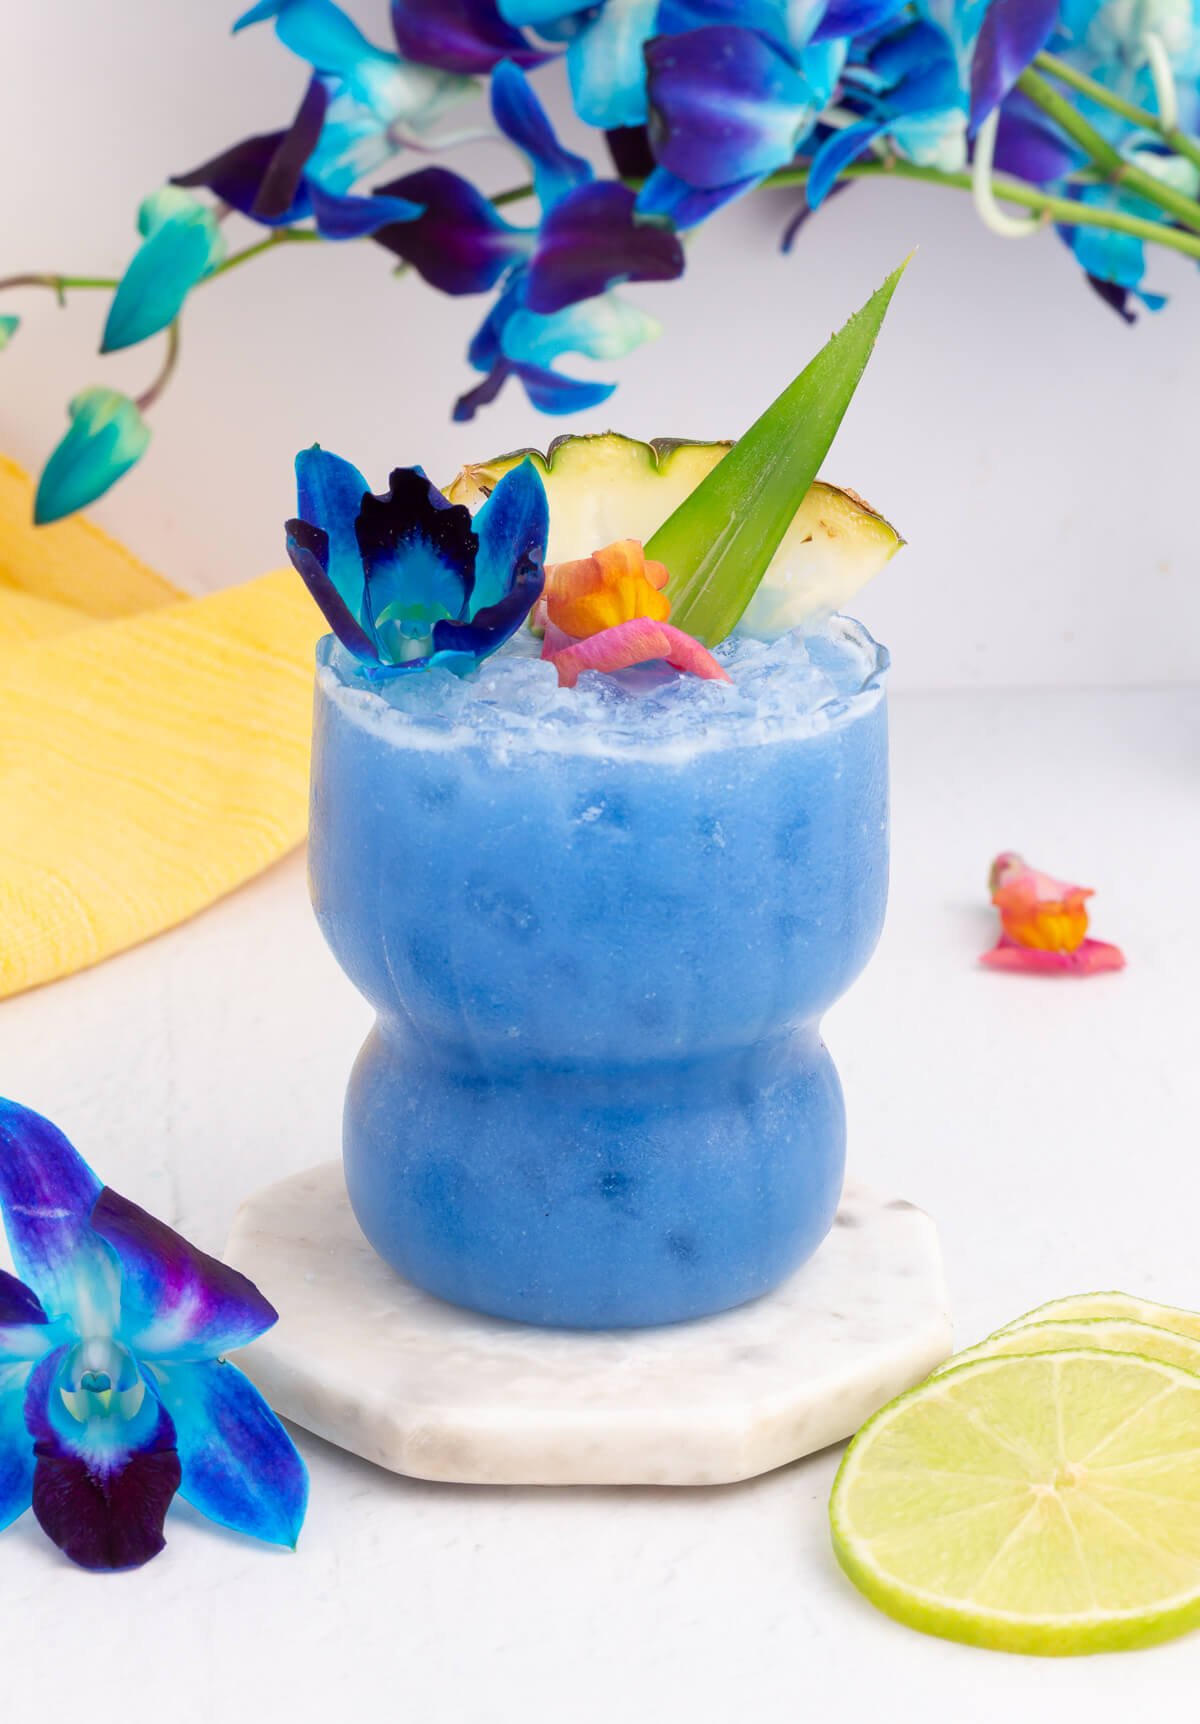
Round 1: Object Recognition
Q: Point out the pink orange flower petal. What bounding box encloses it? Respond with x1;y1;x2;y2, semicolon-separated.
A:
544;538;672;638
981;937;1126;976
544;618;731;689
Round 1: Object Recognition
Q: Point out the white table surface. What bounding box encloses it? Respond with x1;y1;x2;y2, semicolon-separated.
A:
2;684;1199;1720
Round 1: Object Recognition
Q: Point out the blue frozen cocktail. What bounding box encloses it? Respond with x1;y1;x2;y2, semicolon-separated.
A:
309;620;888;1327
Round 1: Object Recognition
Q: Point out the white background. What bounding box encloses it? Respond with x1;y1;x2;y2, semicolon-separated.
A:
4;1;1200;689
4;7;1200;1720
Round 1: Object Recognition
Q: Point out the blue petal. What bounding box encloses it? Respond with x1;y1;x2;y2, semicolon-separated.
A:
969;0;1059;131
656;0;796;37
286;519;380;661
101;188;225;354
491;61;592;210
636;164;761;228
497;0;588;26
468;456;548;613
566;0;661;129
811;0;909;42
295;443;372;614
25;1349;181;1571
646;25;816;189
0;1100;115;1322
236;0;379;79
0;1366;34;1535
34;388;151;526
309;182;422;237
453;359;615;420
502;292;660;368
466;268;528;371
356;469;477;663
90;1185;278;1363
526;180;684;312
391;0;551;71
806;118;889;207
153;1358;307;1548
371;166;532;294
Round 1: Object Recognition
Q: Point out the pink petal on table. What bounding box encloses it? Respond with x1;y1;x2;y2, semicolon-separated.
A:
980;936;1126;976
545;618;732;689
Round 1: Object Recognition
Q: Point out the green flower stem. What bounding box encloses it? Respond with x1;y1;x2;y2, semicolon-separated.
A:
206;226;322;280
763;159;1200;261
0;271;120;305
135;320;181;412
1034;49;1200;176
1017;66;1200;233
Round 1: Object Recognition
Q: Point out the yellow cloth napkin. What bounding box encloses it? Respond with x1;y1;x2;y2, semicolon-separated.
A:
1;456;323;999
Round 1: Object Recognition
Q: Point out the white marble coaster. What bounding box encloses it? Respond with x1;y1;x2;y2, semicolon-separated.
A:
225;1164;951;1487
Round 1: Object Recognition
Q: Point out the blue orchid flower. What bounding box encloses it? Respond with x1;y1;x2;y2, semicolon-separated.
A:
0;1100;306;1570
34;389;151;526
805;16;968;207
175;0;475;237
174;76;425;241
371;61;684;416
636;6;853;227
101;188;226;354
286;444;549;674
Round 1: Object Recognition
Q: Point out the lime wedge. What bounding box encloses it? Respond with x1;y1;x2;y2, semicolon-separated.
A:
931;1318;1200;1379
831;1349;1200;1655
997;1292;1200;1344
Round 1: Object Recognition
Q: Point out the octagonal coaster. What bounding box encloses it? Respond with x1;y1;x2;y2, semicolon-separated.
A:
225;1163;952;1487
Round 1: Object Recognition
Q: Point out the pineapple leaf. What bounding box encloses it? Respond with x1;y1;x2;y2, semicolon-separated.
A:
647;257;910;647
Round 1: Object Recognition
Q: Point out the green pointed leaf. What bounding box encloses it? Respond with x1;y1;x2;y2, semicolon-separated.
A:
647;257;910;647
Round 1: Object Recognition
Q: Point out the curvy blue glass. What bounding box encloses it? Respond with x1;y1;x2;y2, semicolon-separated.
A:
309;623;889;1329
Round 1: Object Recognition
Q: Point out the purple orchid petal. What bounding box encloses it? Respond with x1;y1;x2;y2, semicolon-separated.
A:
286;520;379;661
372;166;531;294
525;181;684;313
806;118;888;208
0;1100;112;1324
991;101;1078;184
392;0;550;72
646;25;815;190
491;61;592;211
969;0;1059;132
153;1359;307;1548
0;1366;34;1535
781;176;852;250
172;77;327;226
25;1349;182;1571
309;183;423;239
811;0;909;42
0;1269;46;1329
636;164;761;228
90;1186;277;1363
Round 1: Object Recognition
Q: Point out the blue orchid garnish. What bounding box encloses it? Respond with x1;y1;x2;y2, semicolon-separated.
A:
286;444;549;674
0;1100;306;1570
373;60;684;416
34;389;151;526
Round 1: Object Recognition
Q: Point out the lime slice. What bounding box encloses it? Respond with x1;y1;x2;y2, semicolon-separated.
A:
998;1293;1200;1344
931;1318;1200;1379
831;1349;1200;1655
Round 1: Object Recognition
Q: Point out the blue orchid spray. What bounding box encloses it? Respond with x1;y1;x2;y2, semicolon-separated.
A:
8;0;1200;520
0;1100;307;1571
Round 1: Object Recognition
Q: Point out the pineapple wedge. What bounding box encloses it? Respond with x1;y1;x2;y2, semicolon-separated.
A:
446;432;902;640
